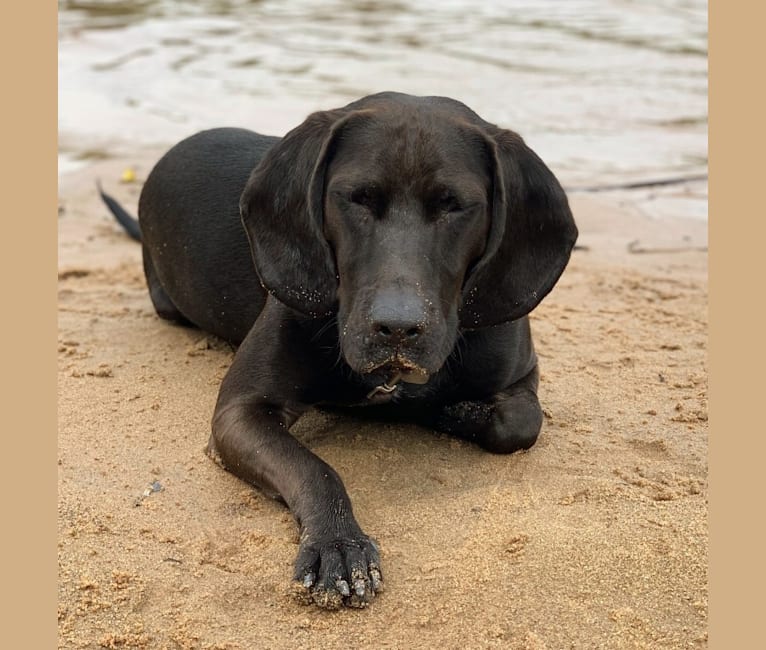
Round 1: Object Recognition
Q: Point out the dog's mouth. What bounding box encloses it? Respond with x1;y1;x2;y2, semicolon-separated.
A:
364;357;430;400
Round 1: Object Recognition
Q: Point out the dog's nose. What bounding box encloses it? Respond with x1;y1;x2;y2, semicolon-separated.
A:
369;291;426;345
372;320;423;342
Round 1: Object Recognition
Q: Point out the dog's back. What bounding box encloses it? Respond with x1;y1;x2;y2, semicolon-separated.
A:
138;128;279;344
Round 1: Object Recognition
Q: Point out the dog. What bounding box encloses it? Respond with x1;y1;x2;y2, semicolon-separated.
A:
101;91;577;609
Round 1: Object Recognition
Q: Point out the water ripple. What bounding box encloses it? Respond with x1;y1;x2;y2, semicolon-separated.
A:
59;0;707;194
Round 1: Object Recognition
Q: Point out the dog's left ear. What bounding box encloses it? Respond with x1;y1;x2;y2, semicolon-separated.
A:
460;128;578;328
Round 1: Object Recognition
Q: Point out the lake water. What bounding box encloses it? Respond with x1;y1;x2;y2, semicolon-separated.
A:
58;0;708;218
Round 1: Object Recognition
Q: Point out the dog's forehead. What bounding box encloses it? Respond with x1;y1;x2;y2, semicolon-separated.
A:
332;105;490;184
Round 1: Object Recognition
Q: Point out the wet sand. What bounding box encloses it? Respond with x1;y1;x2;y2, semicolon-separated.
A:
58;155;707;649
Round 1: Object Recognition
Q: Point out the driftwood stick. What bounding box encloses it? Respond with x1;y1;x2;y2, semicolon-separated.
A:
566;174;708;194
627;239;708;254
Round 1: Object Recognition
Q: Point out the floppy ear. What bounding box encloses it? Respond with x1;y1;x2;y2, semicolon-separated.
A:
240;109;362;318
459;128;578;328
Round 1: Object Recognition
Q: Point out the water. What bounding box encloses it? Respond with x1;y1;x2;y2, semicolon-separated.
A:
58;0;707;215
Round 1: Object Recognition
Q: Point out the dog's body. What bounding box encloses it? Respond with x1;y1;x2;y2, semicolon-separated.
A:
103;92;577;609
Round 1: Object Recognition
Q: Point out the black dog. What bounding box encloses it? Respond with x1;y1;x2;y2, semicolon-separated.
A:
101;92;577;609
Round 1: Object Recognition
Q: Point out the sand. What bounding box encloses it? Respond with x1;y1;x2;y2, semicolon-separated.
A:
58;154;707;649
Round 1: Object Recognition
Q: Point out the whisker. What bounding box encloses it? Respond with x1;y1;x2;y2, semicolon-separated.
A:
310;315;339;343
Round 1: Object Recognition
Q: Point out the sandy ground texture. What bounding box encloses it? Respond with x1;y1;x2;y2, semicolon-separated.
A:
58;154;708;649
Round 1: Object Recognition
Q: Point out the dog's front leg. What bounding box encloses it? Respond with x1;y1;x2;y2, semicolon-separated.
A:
430;365;544;454
207;309;382;609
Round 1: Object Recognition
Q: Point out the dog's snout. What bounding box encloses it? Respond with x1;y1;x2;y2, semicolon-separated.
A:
369;290;427;345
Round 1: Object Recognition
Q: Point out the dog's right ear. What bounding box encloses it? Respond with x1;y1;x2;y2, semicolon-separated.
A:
240;109;367;318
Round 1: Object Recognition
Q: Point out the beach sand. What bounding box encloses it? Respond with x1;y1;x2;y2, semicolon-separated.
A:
58;154;707;649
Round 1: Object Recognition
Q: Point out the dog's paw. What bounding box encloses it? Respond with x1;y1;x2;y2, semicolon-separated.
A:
434;391;542;454
483;389;543;454
292;534;383;609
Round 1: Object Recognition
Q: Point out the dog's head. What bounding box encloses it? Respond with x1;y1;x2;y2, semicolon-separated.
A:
240;92;577;381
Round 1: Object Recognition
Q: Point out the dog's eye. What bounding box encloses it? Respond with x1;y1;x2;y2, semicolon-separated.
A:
433;191;463;215
349;186;384;213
